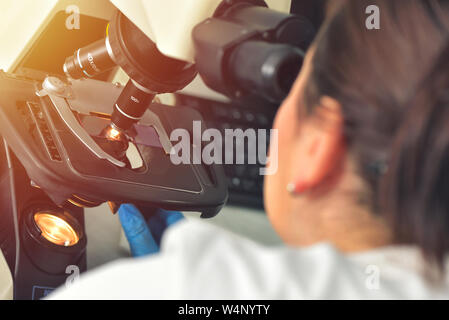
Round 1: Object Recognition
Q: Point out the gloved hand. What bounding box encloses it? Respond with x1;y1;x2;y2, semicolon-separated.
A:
118;204;184;257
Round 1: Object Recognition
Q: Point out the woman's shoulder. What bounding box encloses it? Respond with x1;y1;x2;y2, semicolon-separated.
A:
163;219;449;299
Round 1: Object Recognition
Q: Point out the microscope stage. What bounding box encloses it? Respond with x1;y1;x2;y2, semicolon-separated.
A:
0;72;228;218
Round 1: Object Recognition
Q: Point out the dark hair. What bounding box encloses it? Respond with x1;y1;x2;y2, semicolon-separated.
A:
305;0;449;270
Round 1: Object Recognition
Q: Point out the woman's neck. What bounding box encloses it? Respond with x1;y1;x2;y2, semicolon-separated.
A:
287;163;393;252
320;201;393;252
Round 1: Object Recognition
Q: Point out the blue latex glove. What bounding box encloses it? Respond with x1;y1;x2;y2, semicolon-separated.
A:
118;204;184;257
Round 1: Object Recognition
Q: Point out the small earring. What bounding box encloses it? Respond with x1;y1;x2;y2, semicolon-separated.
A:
286;182;296;194
286;181;309;196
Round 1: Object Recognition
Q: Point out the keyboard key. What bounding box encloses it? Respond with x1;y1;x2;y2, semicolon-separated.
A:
231;109;242;121
242;179;256;192
244;111;256;123
248;165;260;178
256;113;269;126
234;165;246;177
231;177;241;189
213;105;228;118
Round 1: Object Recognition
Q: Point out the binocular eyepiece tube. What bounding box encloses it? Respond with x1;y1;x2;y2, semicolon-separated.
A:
228;40;305;102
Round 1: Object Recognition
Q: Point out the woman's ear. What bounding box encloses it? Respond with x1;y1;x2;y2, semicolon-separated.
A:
288;97;345;194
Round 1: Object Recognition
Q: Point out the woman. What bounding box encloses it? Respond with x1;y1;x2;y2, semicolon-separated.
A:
51;0;449;299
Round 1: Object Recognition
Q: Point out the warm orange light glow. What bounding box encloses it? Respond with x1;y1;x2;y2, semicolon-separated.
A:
34;212;80;247
107;127;122;141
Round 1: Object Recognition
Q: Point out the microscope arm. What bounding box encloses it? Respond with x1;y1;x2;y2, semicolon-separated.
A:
109;0;292;63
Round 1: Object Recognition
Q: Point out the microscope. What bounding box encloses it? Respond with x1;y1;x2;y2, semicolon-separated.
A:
0;0;315;299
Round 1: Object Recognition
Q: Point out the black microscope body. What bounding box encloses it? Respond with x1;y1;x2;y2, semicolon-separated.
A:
0;0;318;299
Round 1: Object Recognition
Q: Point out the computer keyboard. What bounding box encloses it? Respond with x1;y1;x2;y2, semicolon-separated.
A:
175;93;278;209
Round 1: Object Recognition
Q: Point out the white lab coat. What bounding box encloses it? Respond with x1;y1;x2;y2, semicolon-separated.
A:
49;220;449;299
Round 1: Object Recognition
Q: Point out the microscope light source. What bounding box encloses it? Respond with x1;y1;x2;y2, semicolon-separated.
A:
106;126;122;141
34;212;80;247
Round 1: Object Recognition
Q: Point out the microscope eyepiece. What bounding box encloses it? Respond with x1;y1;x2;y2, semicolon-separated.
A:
193;1;315;103
228;41;304;102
